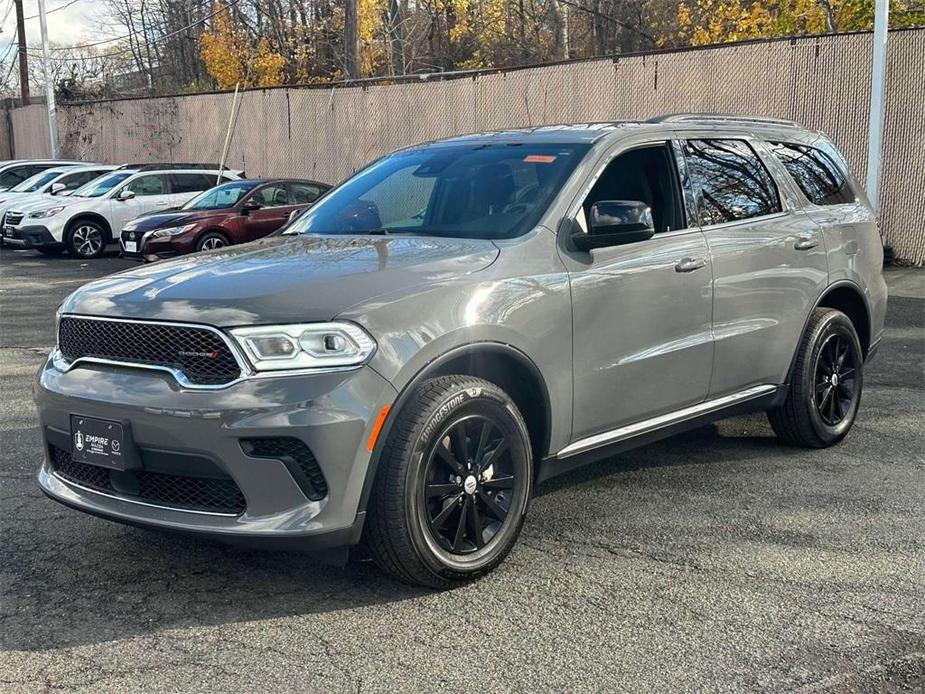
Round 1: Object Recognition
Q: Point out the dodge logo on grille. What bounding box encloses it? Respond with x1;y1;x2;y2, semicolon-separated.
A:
178;349;221;359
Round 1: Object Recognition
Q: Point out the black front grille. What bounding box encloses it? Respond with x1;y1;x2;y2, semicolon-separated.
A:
5;211;23;226
58;317;241;386
241;437;328;500
51;445;246;514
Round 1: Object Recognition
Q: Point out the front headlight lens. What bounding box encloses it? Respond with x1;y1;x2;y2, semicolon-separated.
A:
151;223;196;239
229;322;375;371
30;206;65;218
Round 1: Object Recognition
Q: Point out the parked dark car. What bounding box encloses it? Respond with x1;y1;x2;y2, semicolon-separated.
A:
120;178;330;261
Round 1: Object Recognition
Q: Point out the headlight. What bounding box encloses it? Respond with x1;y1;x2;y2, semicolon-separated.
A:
229;322;376;372
30;206;65;218
151;223;196;239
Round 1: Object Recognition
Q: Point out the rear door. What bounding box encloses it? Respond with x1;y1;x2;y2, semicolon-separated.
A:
680;135;829;395
167;173;219;207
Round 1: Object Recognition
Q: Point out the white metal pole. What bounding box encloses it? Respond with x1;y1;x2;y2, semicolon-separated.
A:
37;0;59;158
865;0;889;211
218;82;242;184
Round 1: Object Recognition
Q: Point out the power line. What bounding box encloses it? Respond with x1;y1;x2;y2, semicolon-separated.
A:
0;0;14;32
37;0;240;58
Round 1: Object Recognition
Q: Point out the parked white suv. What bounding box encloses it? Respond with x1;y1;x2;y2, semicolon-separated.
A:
3;167;242;258
0;165;116;226
0;159;85;191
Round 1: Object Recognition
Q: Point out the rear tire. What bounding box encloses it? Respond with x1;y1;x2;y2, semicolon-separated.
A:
365;376;533;588
66;220;107;259
768;308;863;448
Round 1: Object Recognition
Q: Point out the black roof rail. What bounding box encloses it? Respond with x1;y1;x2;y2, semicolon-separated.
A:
115;162;230;171
647;112;801;127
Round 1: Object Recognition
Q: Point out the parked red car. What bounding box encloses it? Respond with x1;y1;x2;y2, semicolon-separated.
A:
120;178;330;261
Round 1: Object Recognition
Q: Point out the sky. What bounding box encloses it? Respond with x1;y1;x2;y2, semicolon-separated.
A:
3;0;103;45
0;0;107;77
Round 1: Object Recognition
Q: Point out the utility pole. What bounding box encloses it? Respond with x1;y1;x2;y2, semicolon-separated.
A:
344;0;359;79
866;0;889;211
37;0;59;158
14;0;29;105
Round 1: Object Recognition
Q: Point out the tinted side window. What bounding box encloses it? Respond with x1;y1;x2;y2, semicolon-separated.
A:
61;170;103;190
169;173;214;194
768;142;854;205
290;183;324;204
253;184;290;207
125;175;167;196
684;139;781;226
0;166;35;188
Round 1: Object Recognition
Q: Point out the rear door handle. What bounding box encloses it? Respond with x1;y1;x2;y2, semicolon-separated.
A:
794;237;819;251
675;256;707;273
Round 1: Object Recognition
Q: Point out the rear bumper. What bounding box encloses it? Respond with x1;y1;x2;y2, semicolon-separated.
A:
35;355;398;547
2;224;62;249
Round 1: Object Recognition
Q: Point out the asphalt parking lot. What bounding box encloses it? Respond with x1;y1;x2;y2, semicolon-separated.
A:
1;248;923;693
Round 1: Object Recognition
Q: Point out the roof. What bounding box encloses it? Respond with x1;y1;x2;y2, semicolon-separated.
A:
408;113;809;148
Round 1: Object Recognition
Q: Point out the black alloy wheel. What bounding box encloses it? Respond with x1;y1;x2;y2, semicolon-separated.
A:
813;332;858;426
421;414;517;555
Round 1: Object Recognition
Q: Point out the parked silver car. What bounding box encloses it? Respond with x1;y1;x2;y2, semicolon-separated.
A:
35;115;887;587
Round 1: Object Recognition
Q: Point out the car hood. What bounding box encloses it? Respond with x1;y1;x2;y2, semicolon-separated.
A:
62;234;500;325
124;209;228;233
11;193;85;214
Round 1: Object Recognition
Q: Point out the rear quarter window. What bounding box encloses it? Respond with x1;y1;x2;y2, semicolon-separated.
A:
768;141;855;206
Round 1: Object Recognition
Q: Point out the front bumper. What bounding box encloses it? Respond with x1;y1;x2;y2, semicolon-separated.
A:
35;356;397;548
121;229;192;262
2;224;63;250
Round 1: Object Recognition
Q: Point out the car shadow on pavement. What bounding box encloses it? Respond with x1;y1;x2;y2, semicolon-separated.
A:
535;418;788;498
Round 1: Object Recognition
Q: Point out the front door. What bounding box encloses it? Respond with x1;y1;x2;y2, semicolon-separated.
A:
680;136;829;396
561;141;714;442
242;184;296;241
110;174;169;234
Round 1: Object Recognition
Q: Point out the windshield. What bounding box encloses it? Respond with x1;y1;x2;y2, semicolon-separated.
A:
11;170;61;193
285;143;590;240
183;180;259;210
72;171;133;198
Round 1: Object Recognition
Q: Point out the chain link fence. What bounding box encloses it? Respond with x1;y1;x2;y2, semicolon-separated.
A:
5;28;925;263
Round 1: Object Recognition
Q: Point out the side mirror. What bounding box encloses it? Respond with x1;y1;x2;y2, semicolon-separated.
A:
50;182;67;195
571;200;655;251
241;200;261;216
116;189;136;201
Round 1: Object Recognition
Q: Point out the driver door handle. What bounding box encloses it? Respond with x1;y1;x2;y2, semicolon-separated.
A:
794;237;819;251
675;256;707;273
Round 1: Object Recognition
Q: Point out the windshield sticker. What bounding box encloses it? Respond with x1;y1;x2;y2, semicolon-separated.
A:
524;155;557;163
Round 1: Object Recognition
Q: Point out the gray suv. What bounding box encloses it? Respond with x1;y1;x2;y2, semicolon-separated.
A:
35;115;887;587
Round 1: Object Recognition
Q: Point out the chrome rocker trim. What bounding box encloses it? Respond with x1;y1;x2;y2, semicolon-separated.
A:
557;384;778;458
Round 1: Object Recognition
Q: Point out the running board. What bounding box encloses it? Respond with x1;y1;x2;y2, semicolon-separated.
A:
539;384;779;482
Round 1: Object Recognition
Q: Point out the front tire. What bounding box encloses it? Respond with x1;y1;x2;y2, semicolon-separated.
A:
196;231;229;252
66;220;107;259
769;308;863;448
365;376;533;588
